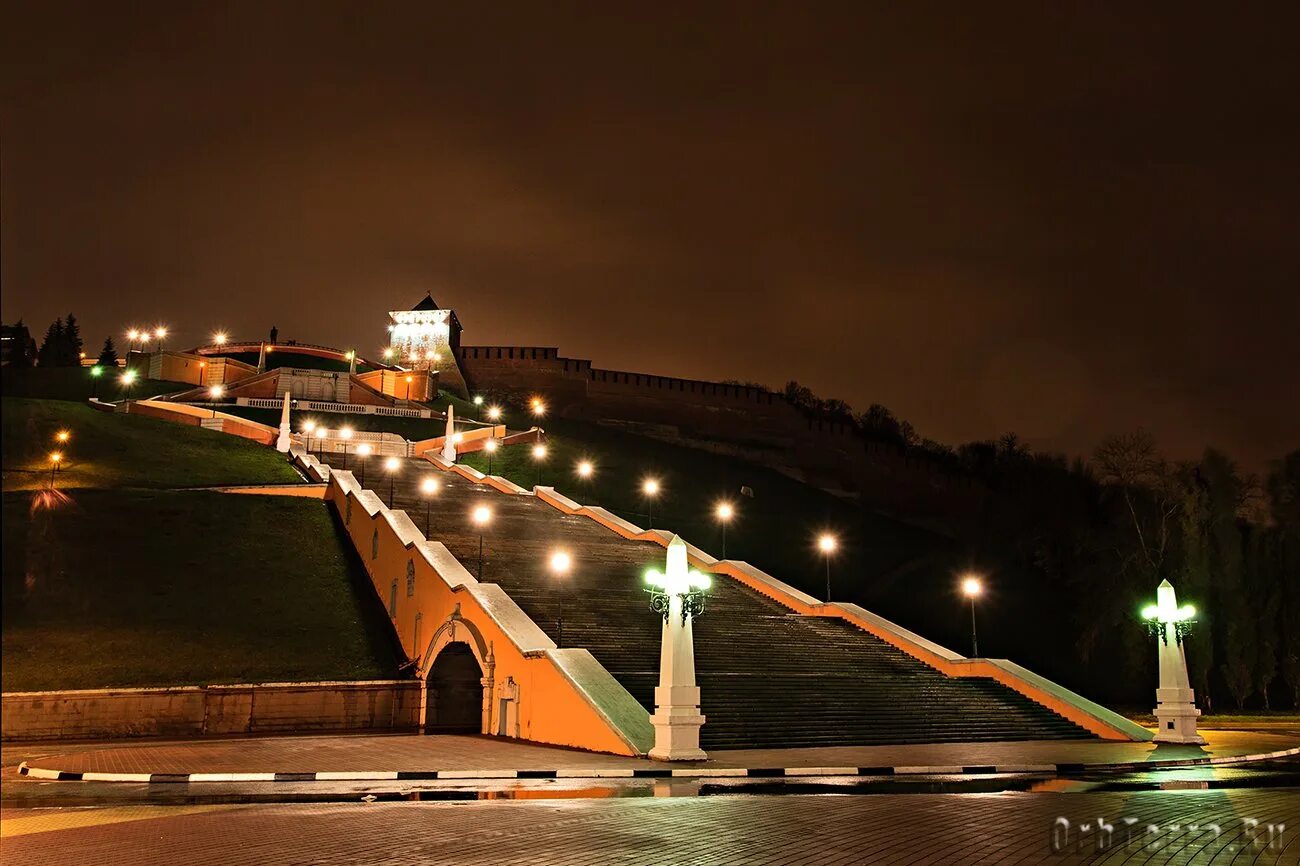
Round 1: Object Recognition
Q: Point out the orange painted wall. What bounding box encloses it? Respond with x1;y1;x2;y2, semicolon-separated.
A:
326;474;644;755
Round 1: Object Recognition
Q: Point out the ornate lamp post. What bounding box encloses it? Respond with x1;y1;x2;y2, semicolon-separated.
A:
1142;579;1205;744
420;476;439;535
818;533;837;601
471;505;492;580
549;549;571;647
644;535;710;760
383;457;400;506
961;574;983;657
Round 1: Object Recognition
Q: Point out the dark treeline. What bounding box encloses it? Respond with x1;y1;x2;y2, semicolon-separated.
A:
5;314;120;368
784;380;1298;711
953;432;1298;711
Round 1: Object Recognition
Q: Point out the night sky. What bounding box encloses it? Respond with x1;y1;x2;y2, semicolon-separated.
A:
3;3;1297;468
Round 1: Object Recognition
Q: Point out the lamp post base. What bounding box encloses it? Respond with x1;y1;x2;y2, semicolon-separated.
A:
648;686;707;761
1153;688;1205;744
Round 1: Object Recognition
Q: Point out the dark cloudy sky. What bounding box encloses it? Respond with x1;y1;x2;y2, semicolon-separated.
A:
3;2;1297;468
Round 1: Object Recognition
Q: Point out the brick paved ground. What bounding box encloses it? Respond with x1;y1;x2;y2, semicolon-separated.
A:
13;729;1299;777
2;789;1298;864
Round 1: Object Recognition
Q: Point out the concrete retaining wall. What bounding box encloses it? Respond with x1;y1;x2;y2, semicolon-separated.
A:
2;680;421;741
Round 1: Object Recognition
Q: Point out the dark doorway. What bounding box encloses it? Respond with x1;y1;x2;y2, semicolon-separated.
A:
425;643;482;733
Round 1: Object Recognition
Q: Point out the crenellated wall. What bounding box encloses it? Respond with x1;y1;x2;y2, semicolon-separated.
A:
456;345;981;518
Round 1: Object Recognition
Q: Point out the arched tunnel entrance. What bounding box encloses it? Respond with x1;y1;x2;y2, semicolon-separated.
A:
425;643;483;734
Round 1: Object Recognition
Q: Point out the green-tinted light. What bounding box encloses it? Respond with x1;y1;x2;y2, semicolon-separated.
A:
1141;604;1159;621
90;366;103;377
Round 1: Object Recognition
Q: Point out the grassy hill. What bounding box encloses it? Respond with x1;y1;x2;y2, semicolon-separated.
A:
1;365;189;402
2;398;301;491
1;395;402;691
2;490;399;691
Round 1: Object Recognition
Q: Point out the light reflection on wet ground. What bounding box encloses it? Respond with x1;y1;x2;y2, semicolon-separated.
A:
5;758;1296;807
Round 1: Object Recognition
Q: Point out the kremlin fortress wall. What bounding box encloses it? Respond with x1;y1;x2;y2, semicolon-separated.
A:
452;342;981;519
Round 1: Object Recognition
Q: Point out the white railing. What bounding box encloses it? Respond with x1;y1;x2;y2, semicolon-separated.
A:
234;397;433;419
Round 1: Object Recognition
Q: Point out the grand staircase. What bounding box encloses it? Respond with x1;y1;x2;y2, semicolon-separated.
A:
340;456;1092;749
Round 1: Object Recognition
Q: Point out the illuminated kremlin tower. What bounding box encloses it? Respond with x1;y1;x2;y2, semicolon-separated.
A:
387;294;469;397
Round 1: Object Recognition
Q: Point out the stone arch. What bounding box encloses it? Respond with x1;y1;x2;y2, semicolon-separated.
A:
424;644;483;734
418;608;495;733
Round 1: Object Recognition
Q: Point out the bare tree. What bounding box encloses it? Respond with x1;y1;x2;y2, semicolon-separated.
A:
1092;431;1181;580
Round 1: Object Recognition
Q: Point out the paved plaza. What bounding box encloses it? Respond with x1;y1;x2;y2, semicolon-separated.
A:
3;788;1298;864
10;730;1299;780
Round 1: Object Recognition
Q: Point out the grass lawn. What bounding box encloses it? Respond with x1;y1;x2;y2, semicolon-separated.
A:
2;489;401;691
2;398;301;491
1;366;190;402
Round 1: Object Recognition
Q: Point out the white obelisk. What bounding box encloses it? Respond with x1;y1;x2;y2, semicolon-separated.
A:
648;536;707;761
275;390;292;452
441;404;457;463
1151;579;1205;744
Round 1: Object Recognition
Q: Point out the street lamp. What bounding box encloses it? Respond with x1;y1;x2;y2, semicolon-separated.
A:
531;442;548;487
576;459;594;481
961;574;983;657
48;451;63;489
549;549;572;647
302;419;318;457
382;347;394;361
316;426;329;459
120;369;137;400
339;426;354;470
126;329;139;351
208;384;224;419
483;437;498;475
90;365;103;398
642;478;660;529
420;476;439;535
487;405;502;423
817;533;837;601
471;505;493;580
404;375;413;400
356;443;372;485
54;429;71;445
155;326;167;351
384;456;400;506
715;501;735;560
213;332;228;346
530;397;546;418
139;333;150;350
